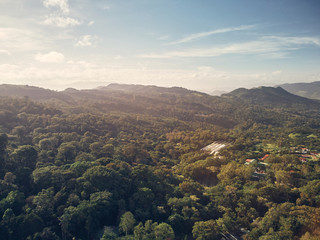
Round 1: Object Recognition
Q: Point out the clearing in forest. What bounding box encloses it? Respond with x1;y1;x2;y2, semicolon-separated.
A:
201;141;230;155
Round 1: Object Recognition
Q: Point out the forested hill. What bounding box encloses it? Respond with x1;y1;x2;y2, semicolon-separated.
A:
0;84;73;103
224;86;319;108
1;83;320;239
278;81;320;100
0;84;238;129
1;83;320;128
98;83;200;96
0;83;206;101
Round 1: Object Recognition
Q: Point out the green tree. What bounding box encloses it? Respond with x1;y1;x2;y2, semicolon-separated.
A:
192;220;219;240
119;211;136;236
56;141;79;163
154;222;175;240
12;145;37;169
32;187;55;218
101;226;118;240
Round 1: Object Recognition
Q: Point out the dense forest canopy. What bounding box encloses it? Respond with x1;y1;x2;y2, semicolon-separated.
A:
0;84;320;240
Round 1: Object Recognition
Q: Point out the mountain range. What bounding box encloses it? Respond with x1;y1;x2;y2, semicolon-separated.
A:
1;82;319;107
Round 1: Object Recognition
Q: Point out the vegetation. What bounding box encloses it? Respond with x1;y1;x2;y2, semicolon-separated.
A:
279;81;320;100
0;84;320;239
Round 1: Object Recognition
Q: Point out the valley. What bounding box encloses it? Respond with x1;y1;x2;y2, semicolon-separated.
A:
0;84;319;239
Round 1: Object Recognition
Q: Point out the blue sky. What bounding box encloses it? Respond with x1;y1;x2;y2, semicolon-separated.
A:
0;0;319;92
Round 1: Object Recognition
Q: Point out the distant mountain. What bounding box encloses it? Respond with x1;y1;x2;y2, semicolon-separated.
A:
61;81;112;90
224;86;319;107
98;83;206;96
0;83;238;128
0;83;207;102
277;81;320;100
0;84;73;102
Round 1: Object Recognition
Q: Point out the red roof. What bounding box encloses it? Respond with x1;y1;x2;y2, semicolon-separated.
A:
260;154;269;161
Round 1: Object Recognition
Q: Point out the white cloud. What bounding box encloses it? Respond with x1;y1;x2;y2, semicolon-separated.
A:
0;64;19;72
75;35;98;47
35;51;65;63
140;36;320;59
114;55;124;60
272;70;282;75
66;60;97;68
88;20;95;26
43;0;70;14
0;28;47;53
167;25;255;45
43;14;80;27
263;36;320;46
42;0;81;28
1;60;314;92
0;49;11;55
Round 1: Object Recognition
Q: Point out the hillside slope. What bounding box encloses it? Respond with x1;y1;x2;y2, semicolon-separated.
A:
0;84;74;103
224;86;319;108
278;81;320;100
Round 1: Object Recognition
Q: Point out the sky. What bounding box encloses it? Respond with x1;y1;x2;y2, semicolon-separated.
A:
0;0;320;93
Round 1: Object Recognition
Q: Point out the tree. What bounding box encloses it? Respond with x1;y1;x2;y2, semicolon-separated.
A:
12;145;37;169
12;126;27;144
154;222;175;240
0;133;8;168
4;172;16;185
129;187;154;221
134;220;157;240
168;214;185;236
0;133;8;154
101;226;118;240
119;211;136;236
192;220;219;240
32;187;55;218
217;162;253;185
17;212;44;239
56;141;78;163
38;138;53;151
2;208;15;240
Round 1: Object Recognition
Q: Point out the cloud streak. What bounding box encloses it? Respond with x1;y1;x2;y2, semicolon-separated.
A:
167;25;255;45
140;36;320;59
42;0;80;28
0;28;48;53
35;51;65;63
43;14;80;27
43;0;70;14
75;35;98;47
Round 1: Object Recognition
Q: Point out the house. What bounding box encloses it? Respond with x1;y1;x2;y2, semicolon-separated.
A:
245;159;257;165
